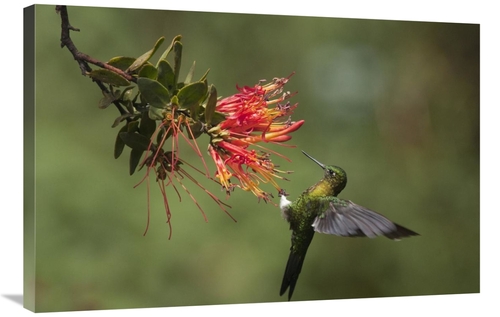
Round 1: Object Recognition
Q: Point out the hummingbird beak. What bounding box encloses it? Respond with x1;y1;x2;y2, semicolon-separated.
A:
301;151;326;169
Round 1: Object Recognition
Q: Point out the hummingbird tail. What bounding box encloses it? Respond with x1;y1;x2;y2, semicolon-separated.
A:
280;251;306;301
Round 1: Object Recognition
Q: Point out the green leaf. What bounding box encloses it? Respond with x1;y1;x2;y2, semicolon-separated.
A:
157;35;182;65
137;77;170;109
199;68;210;82
120;86;135;101
115;120;139;159
129;148;144;175
173;41;183;87
187;121;203;139
149;106;164;121
156;126;173;144
157;60;176;92
210;111;226;126
170;95;179;107
98;90;120;109
127;120;140;132
111;113;135;128
88;69;130;86
204;85;217;125
114;124;128;159
177;81;208;115
126;37;165;73
107;56;136;71
119;131;151;151
123;99;135;115
139;111;157;139
138;63;158;79
184;61;196;84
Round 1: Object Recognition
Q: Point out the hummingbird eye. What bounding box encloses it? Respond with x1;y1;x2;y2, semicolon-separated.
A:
328;169;335;177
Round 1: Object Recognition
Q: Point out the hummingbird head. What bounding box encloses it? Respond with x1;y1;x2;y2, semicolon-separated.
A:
302;151;347;195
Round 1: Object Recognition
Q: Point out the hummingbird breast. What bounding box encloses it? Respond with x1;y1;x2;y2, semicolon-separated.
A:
288;196;322;231
306;179;336;198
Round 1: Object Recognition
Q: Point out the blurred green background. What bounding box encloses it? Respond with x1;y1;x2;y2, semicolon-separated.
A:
30;4;479;312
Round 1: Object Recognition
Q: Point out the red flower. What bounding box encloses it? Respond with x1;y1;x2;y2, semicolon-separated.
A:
134;74;304;238
208;74;304;201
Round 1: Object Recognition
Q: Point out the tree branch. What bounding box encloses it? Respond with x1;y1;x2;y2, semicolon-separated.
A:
56;5;135;82
56;5;133;118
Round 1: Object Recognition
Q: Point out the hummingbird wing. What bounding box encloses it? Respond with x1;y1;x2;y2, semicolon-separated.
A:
312;197;419;240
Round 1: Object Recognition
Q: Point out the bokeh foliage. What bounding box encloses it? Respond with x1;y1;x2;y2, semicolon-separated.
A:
31;4;478;312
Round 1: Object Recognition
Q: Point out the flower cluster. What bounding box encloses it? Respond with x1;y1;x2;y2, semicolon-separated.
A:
71;30;306;237
207;74;304;201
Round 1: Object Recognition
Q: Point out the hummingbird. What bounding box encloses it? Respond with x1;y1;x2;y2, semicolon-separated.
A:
278;151;419;301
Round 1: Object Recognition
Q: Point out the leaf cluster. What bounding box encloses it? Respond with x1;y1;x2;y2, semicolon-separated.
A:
90;36;222;175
